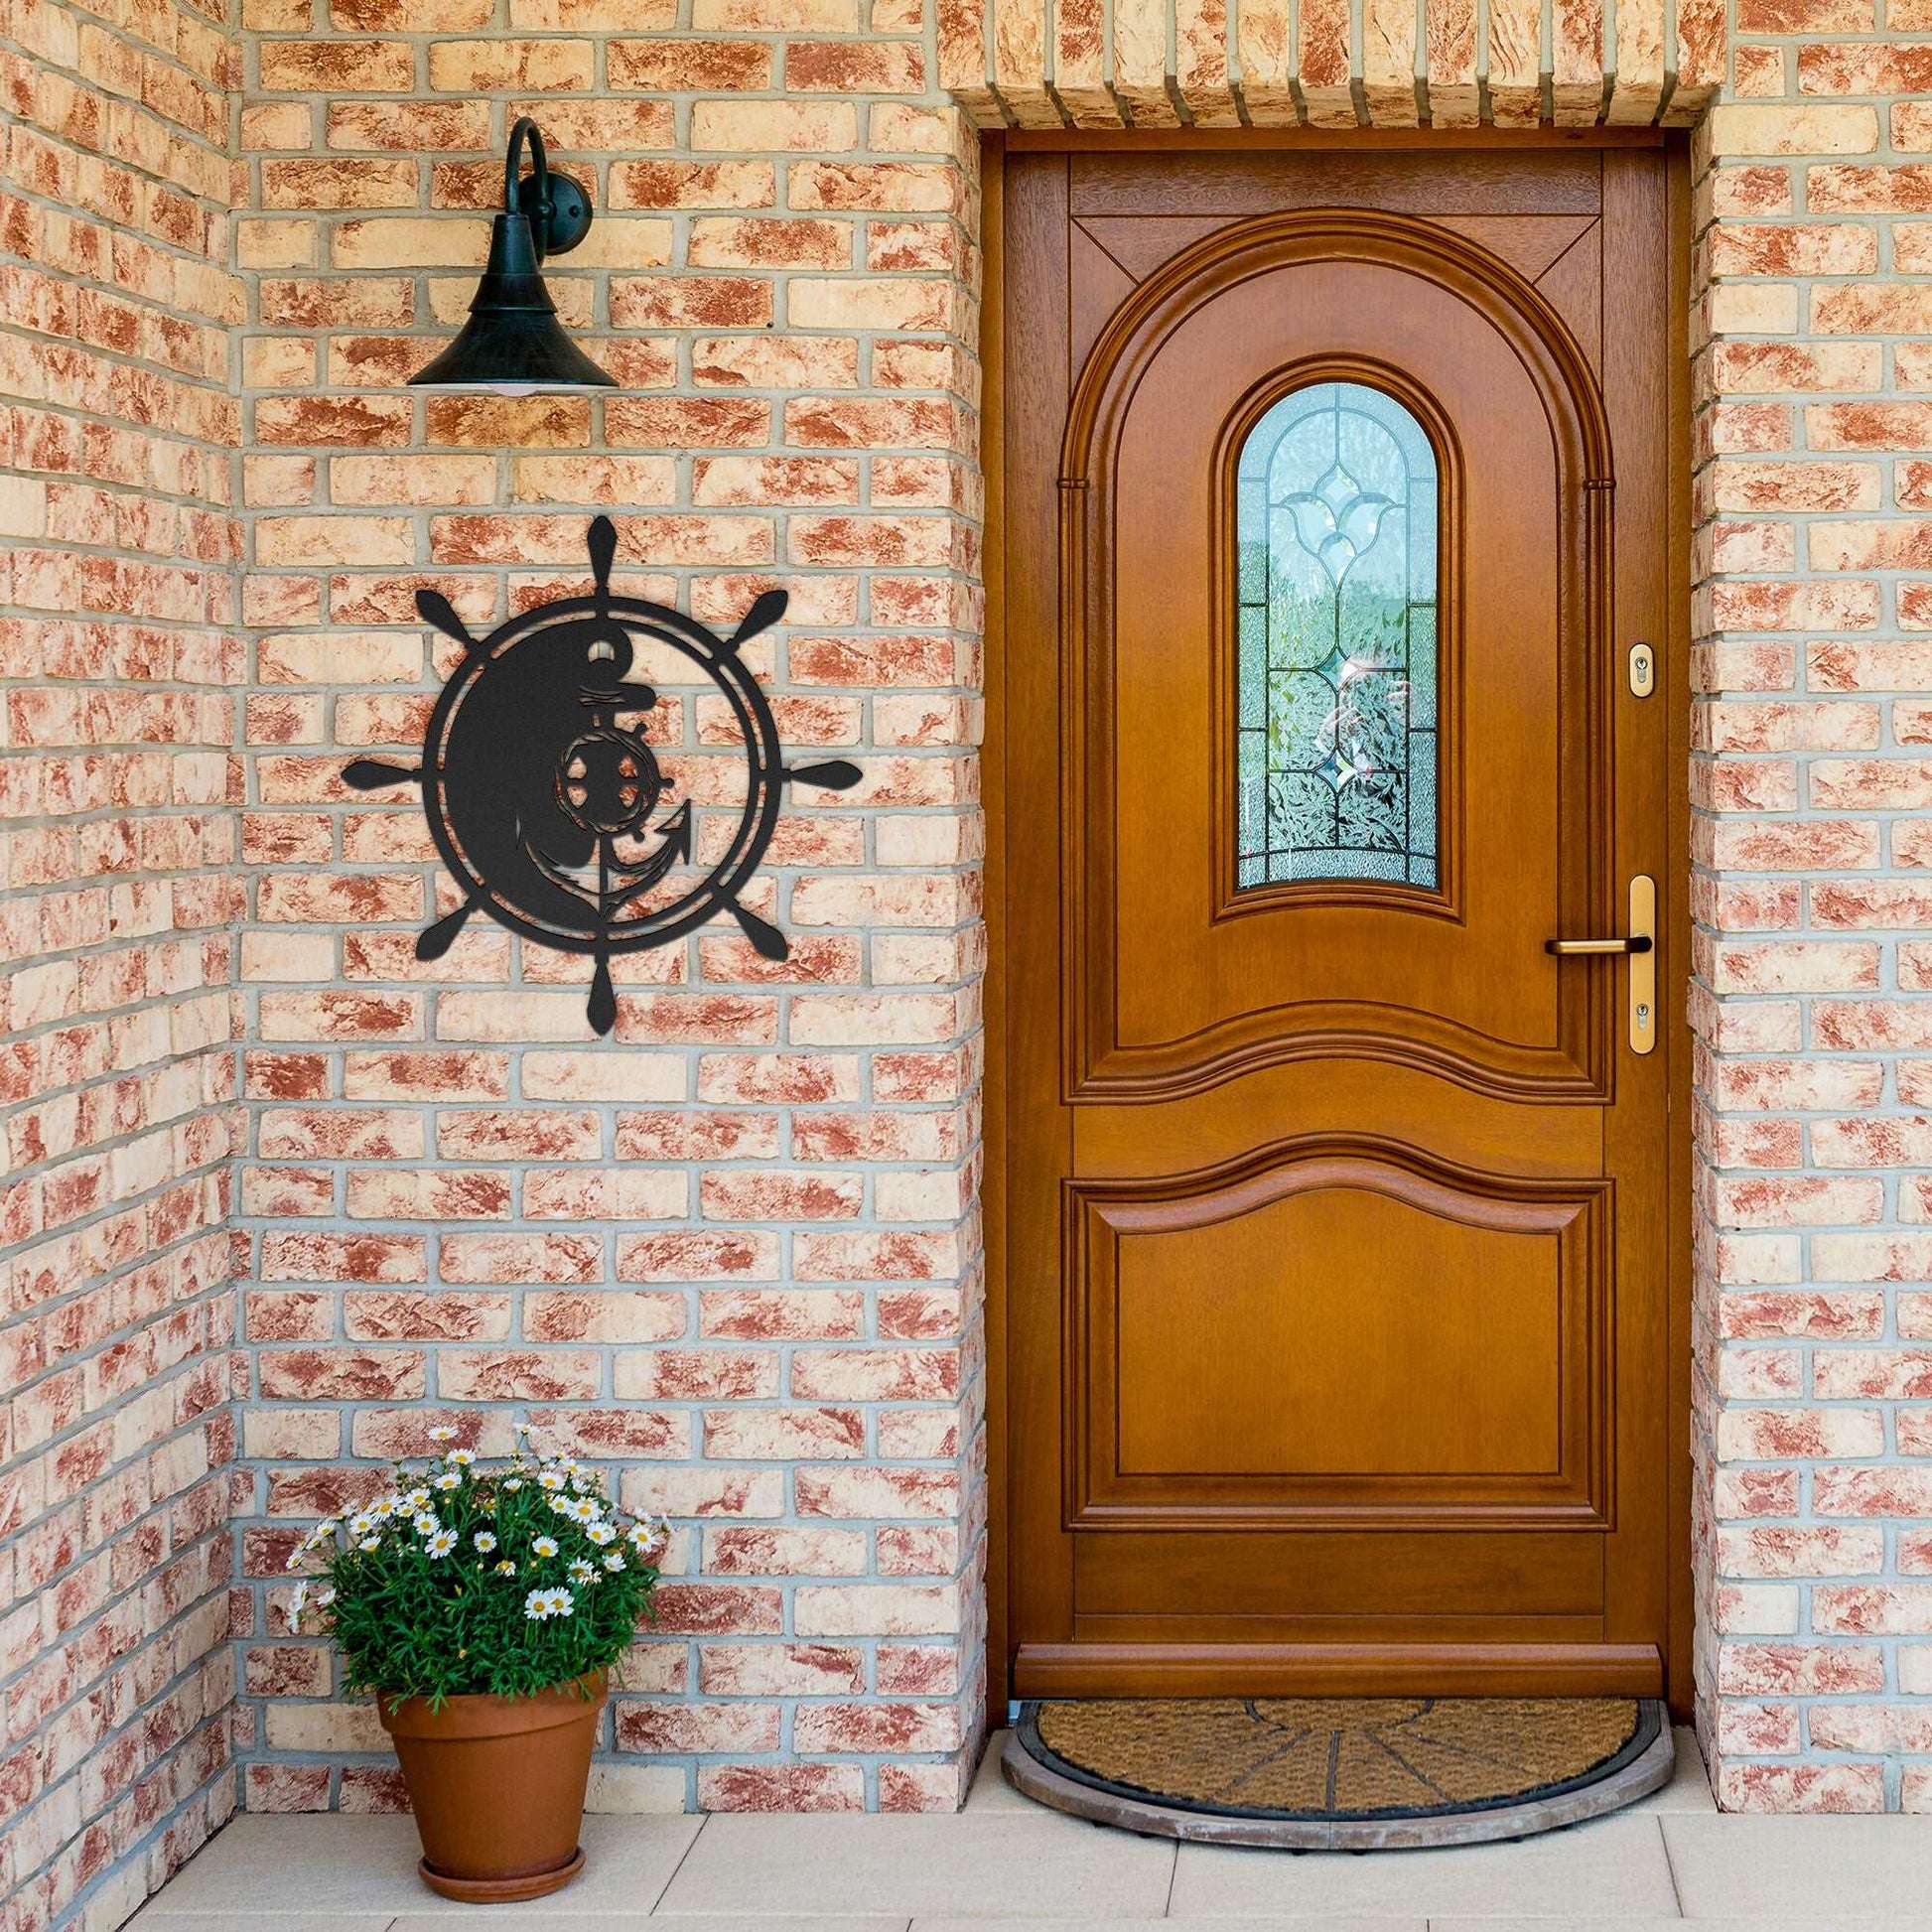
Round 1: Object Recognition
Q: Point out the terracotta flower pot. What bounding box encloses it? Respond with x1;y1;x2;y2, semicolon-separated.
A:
378;1672;606;1903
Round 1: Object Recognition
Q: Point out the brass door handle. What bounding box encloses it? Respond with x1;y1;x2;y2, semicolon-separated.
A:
1544;876;1657;1055
1545;935;1653;955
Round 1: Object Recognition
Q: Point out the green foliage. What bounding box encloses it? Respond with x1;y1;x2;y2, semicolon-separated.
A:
287;1428;667;1708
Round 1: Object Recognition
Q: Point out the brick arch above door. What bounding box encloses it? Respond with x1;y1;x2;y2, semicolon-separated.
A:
938;0;1724;130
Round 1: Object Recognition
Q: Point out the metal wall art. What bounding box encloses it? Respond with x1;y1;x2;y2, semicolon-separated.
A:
345;515;860;1035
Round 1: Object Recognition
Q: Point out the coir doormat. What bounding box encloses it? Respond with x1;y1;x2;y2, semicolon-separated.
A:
1005;1697;1673;1849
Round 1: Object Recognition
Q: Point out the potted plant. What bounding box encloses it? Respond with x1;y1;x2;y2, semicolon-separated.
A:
288;1425;667;1902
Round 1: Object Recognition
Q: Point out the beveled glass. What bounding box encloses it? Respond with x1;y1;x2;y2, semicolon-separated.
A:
1235;380;1440;891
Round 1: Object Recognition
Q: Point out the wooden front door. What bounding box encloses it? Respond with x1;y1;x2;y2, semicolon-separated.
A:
1001;145;1681;1699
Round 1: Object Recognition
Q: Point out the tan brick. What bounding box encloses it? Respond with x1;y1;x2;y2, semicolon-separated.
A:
691;100;858;153
428;41;594;90
787;279;956;333
1709;103;1880;155
1809;165;1932;212
1709;224;1878;277
509;0;676;21
1896;104;1932;153
259;39;416;90
255;515;415;567
327;100;490;150
693;0;856;22
511;454;677;503
688;217;852;271
608;277;774;330
609;160;775;209
330;454;497;506
243;101;316;150
609;38;771;89
331;217;488;270
238;218;317;269
261;159;420;209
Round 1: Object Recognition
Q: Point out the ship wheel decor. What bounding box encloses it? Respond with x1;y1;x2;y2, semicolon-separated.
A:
343;515;861;1035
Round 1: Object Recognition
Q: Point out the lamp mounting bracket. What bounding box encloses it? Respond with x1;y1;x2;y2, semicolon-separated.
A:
515;167;592;260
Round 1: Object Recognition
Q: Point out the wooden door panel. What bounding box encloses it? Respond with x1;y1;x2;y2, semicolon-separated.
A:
1069;1146;1610;1532
1077;213;1596;289
1116;1196;1565;1479
1067;209;1608;412
1067;150;1604;218
1006;145;1676;1698
1428;214;1597;280
1537;224;1606;375
1066;217;1617;1107
1075;1531;1605;1619
1072;1058;1603;1177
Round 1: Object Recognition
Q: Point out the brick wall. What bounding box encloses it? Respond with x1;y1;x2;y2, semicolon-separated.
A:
21;0;1932;1906
0;0;244;1922
228;1;988;1819
1693;71;1932;1810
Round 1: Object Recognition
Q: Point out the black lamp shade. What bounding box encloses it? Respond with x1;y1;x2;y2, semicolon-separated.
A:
409;121;615;394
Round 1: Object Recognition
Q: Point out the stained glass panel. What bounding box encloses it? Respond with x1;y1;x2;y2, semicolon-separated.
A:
1235;381;1440;891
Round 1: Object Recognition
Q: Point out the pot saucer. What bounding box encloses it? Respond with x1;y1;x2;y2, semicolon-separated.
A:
418;1846;584;1902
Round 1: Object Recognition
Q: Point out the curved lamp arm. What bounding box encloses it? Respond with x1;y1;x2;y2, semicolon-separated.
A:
505;115;551;258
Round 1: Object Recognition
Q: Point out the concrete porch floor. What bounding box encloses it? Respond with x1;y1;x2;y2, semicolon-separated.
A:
131;1728;1932;1929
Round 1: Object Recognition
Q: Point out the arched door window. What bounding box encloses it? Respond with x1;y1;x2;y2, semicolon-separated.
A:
1235;380;1440;891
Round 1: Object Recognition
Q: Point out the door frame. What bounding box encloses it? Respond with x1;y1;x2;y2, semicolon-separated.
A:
981;128;1696;1719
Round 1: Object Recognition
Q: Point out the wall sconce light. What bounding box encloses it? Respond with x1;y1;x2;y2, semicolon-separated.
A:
409;116;615;395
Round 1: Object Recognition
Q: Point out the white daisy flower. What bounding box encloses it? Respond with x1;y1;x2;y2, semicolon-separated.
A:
473;1531;497;1554
568;1559;596;1585
602;1552;626;1573
413;1512;440;1536
550;1587;575;1617
428;1426;457;1443
433;1470;461;1491
315;1586;336;1608
532;1535;559;1559
565;1498;599;1524
358;1537;380;1552
290;1580;309;1617
447;1449;476;1466
586;1522;617;1546
494;1559;517;1577
502;1477;524;1492
427;1529;458;1558
404;1487;431;1511
538;1470;566;1491
523;1587;568;1621
346;1513;374;1538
